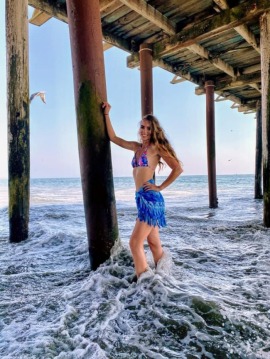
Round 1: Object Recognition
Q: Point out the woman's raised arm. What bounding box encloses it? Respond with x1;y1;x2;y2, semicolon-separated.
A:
102;102;138;151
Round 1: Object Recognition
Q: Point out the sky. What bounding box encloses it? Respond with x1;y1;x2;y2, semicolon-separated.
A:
0;3;257;179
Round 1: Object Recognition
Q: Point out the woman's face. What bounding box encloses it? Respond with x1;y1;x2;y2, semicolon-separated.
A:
139;119;152;142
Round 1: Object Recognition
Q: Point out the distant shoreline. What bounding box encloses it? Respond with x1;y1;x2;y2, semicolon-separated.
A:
0;173;254;181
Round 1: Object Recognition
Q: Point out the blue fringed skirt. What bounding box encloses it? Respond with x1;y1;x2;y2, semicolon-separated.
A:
135;179;166;228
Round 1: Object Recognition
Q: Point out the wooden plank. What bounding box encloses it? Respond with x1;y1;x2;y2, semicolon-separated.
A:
28;0;67;23
195;72;262;94
127;53;202;86
153;0;270;57
28;0;133;52
213;0;260;53
29;8;52;26
118;0;176;35
187;43;235;77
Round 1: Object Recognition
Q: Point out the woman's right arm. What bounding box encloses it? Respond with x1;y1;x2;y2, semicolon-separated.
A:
102;102;138;151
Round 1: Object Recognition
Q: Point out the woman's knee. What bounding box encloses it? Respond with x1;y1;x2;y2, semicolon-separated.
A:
129;235;141;252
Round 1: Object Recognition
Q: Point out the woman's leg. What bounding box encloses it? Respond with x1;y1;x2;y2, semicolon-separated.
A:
130;220;153;277
147;226;163;265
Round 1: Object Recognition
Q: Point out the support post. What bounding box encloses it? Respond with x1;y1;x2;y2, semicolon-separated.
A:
205;80;218;208
139;44;153;116
254;100;263;199
6;0;30;242
66;0;119;269
260;12;270;226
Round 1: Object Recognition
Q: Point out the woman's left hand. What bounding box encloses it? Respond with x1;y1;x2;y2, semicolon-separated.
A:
143;182;161;192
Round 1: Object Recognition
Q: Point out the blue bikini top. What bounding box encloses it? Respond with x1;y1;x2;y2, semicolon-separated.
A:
131;146;149;168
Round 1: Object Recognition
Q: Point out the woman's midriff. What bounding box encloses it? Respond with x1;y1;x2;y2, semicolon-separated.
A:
133;167;156;191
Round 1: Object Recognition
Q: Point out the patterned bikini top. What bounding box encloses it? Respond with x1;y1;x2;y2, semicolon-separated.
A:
131;146;149;168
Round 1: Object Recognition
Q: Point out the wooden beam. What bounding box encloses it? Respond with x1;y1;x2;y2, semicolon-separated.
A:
153;0;270;57
242;63;261;74
120;0;238;81
234;25;260;54
103;42;113;51
215;91;258;110
127;53;202;86
28;0;133;52
249;82;262;93
29;8;52;26
118;0;175;35
28;0;67;23
187;44;235;77
100;0;118;12
170;75;186;84
213;0;260;53
196;73;261;94
213;0;228;10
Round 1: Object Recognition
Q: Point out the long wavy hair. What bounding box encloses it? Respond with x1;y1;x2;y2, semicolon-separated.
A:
141;114;180;171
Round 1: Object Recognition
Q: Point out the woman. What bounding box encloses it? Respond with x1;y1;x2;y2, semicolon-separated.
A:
102;102;183;280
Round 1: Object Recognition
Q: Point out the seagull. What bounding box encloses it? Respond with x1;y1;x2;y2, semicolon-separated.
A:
30;91;46;104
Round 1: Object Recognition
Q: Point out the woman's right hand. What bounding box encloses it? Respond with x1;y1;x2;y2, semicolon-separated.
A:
102;102;111;115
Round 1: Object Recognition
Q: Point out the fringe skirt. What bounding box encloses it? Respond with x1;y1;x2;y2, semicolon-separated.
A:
135;179;166;228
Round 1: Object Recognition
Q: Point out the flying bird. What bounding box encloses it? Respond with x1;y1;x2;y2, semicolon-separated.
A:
30;91;46;104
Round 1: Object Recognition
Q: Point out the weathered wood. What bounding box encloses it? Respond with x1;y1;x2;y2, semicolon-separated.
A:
255;100;263;199
154;0;270;57
29;8;52;26
249;83;262;94
118;0;175;35
66;0;119;269
140;43;153;115
195;72;262;94
234;25;260;54
28;0;133;52
127;53;202;86
213;0;260;54
6;0;30;242
187;43;235;77
205;81;218;208
242;64;261;75
28;0;67;23
100;0;118;12
260;11;270;226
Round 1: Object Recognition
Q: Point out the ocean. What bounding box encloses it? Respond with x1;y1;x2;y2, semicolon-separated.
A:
0;175;269;359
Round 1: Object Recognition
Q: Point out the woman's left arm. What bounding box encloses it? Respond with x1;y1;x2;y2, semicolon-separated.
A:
143;151;183;192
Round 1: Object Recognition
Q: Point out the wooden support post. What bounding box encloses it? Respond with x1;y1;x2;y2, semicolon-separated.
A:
205;80;218;208
6;0;30;242
254;100;263;199
66;0;119;269
260;12;270;226
139;44;153;116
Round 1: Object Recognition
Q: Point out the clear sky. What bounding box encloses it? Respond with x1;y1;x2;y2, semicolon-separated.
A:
0;4;257;179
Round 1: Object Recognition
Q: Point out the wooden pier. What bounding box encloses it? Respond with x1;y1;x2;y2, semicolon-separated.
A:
4;0;270;267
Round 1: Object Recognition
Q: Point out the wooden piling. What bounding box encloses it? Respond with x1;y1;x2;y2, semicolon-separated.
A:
254;100;263;199
139;44;153;116
6;0;30;242
205;80;218;208
260;12;270;226
66;0;118;269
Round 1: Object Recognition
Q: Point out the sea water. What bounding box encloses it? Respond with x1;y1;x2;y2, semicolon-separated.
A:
0;175;269;359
